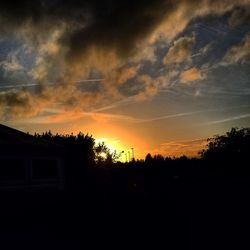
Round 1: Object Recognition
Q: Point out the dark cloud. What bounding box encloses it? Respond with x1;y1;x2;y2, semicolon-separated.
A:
228;5;250;28
223;34;250;63
66;0;175;61
0;0;248;59
0;89;43;119
0;0;173;58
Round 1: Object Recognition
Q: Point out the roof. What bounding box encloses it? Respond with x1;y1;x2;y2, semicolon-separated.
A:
0;124;64;156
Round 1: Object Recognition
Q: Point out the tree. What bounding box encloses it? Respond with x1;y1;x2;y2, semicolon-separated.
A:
200;127;250;161
153;154;165;162
35;131;96;163
94;142;120;165
145;153;153;164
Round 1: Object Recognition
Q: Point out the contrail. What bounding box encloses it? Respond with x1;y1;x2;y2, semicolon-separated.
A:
190;52;202;58
0;83;38;89
27;110;138;124
136;106;250;123
95;105;250;124
203;113;250;125
75;79;104;83
0;79;104;89
136;110;212;123
93;96;137;112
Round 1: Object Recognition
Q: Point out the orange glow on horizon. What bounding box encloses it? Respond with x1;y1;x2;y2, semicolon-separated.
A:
15;112;208;160
69;122;149;160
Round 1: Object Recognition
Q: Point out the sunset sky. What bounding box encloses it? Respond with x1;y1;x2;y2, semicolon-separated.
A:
0;0;250;160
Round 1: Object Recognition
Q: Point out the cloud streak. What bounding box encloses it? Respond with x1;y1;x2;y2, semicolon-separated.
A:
138;111;203;123
28;110;139;124
152;138;208;157
203;114;250;125
0;83;38;89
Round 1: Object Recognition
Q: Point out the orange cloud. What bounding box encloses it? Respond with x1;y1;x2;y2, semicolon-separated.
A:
103;66;138;98
152;139;208;157
30;109;139;124
163;36;195;64
0;89;51;119
180;68;204;83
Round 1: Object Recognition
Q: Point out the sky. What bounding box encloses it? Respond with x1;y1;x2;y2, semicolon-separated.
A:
0;0;250;160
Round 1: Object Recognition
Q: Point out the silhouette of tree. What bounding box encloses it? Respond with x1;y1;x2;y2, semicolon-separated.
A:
200;127;250;161
35;131;96;163
153;154;165;162
94;142;119;165
145;153;153;164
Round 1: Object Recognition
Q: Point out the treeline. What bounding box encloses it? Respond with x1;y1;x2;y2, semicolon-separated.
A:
35;127;250;165
32;127;250;192
34;131;119;165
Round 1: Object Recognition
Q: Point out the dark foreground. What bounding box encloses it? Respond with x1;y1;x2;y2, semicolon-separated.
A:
1;167;250;249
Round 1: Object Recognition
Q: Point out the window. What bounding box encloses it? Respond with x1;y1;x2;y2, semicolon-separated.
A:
32;158;58;180
0;158;26;181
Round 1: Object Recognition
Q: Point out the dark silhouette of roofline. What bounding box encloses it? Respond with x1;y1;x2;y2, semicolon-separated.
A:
0;124;65;156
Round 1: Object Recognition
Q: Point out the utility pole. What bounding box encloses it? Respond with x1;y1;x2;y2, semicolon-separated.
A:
128;151;131;162
120;150;124;162
131;148;135;161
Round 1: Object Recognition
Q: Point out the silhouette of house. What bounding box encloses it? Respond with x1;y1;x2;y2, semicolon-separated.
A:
0;124;64;190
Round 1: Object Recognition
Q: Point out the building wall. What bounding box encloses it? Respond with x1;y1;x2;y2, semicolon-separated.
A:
0;156;64;190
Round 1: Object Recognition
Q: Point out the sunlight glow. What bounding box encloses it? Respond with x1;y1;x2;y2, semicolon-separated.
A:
100;152;107;159
95;137;128;162
95;137;123;154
